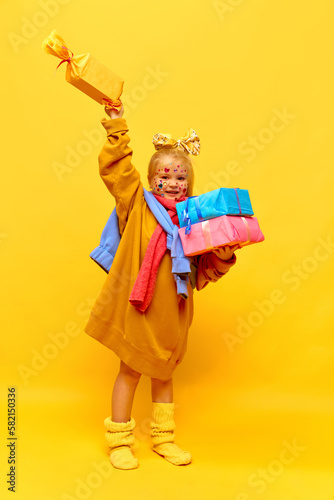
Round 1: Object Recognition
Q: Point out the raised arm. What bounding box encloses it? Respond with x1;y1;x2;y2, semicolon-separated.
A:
98;106;142;235
194;245;238;291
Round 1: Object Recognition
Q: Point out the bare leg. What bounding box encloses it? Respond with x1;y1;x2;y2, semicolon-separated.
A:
112;360;141;422
151;376;173;403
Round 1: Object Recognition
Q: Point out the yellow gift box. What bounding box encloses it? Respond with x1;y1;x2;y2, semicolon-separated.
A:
42;30;123;110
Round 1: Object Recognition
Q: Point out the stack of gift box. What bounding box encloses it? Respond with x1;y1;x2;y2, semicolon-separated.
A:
176;187;264;256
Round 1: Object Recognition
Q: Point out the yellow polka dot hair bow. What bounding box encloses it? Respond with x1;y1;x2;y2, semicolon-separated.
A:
152;129;200;156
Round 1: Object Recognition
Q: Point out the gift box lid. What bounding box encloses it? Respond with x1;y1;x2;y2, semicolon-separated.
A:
176;187;254;230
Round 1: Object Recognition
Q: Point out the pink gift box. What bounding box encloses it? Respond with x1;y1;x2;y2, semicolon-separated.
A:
178;215;265;256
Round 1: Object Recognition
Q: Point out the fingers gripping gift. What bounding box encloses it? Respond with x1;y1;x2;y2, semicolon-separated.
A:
42;30;123;111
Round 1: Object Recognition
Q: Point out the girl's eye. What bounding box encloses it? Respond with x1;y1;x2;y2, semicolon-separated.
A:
178;177;185;181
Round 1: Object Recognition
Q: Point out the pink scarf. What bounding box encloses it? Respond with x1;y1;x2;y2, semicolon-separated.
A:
129;194;187;312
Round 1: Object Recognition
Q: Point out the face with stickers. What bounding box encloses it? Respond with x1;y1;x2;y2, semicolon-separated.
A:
149;156;188;201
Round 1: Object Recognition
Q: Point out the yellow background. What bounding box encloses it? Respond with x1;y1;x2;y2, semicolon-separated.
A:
1;0;333;498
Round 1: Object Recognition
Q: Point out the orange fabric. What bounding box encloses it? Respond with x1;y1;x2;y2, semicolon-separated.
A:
84;117;236;380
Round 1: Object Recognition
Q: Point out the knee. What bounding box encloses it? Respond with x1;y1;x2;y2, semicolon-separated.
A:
151;377;172;387
119;361;141;384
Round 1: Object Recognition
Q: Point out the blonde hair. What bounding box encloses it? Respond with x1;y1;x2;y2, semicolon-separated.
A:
147;148;195;196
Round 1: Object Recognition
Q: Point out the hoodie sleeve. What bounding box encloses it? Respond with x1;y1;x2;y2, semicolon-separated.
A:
193;251;237;291
98;117;142;235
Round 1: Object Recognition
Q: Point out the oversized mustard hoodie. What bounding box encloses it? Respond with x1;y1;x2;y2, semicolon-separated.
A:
84;117;236;380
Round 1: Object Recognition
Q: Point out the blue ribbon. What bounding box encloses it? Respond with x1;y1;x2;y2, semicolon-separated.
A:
183;196;202;235
183;198;192;235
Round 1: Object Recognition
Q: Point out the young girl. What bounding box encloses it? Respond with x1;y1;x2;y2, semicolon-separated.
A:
84;105;238;470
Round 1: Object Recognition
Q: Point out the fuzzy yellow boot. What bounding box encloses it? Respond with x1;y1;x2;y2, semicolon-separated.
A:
104;417;138;470
151;402;192;466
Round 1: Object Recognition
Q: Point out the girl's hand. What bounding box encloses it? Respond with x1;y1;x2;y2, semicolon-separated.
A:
212;244;239;261
105;104;124;119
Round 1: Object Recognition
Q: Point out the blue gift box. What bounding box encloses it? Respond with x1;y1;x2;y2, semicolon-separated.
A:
176;188;254;232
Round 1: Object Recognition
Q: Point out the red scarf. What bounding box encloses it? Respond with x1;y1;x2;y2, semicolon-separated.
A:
129;194;187;312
